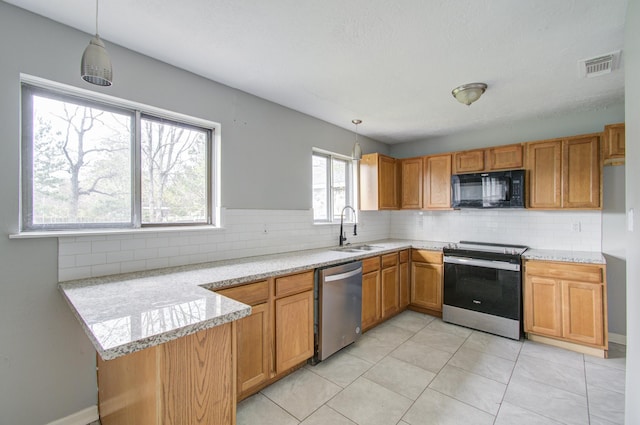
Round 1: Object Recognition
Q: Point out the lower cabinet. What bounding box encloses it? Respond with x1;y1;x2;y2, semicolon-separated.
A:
399;250;410;308
524;260;607;349
410;249;443;312
215;270;314;401
361;256;381;331
381;253;400;319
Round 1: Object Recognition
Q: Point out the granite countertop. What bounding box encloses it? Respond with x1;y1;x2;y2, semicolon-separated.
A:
59;238;604;360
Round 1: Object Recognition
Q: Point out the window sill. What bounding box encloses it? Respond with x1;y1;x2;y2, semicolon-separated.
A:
9;225;222;239
313;221;356;226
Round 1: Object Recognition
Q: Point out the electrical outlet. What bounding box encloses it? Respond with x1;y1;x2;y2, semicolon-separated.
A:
571;222;581;232
263;223;268;234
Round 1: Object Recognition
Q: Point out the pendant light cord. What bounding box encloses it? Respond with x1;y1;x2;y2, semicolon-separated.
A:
95;0;100;36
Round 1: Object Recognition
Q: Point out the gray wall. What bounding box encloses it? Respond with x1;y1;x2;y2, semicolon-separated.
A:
389;103;625;159
0;3;387;424
625;0;639;423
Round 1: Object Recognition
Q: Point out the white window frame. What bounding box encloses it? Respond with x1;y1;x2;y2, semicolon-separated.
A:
312;148;358;224
19;75;221;232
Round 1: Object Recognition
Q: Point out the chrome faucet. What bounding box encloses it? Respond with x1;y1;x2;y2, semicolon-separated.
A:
339;205;357;246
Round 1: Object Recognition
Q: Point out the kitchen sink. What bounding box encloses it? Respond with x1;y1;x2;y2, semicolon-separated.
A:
331;244;382;253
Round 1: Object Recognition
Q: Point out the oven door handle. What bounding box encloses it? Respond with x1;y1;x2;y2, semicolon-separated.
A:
444;255;520;272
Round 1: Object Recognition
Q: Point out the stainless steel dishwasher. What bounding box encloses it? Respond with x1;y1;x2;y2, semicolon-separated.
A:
314;261;363;362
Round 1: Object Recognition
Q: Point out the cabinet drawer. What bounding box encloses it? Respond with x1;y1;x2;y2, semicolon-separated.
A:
399;249;409;263
381;253;398;268
525;261;604;284
411;249;443;264
362;256;381;274
217;280;269;305
275;270;314;298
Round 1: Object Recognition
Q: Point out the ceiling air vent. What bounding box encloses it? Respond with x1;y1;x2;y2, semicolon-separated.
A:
578;50;621;78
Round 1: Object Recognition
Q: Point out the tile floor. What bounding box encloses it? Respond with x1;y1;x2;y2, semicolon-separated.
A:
237;310;626;425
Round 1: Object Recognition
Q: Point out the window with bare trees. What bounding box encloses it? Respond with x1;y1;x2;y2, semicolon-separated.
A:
21;82;216;231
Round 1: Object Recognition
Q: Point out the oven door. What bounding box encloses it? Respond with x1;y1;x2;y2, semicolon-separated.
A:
443;256;521;320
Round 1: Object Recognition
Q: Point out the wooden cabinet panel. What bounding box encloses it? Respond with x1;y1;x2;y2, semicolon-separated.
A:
424;154;452;210
275;290;314;372
603;123;625;165
453;149;485;173
524;275;562;337
362;256;381;274
275;271;314;298
488;144;524;170
411;249;442;263
360;153;398;210
381;252;398;268
401;157;423;209
562;281;604;346
217;280;269;305
381;265;399;318
410;262;442;311
362;270;381;330
399;260;409;309
98;324;235;425
235;302;270;397
527;140;562;208
563;135;600;208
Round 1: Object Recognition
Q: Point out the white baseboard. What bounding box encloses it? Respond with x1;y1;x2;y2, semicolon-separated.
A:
609;332;627;345
46;406;98;425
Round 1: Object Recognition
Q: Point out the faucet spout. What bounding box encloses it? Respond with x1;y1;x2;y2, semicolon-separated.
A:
339;205;357;246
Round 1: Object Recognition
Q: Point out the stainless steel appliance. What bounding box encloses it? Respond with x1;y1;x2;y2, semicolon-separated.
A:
451;169;525;208
314;261;363;362
443;241;527;340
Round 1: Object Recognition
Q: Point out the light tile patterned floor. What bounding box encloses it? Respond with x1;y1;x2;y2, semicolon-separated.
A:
237;310;627;425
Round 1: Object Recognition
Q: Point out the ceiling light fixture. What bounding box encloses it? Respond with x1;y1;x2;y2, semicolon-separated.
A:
81;0;112;86
452;83;487;106
351;119;363;160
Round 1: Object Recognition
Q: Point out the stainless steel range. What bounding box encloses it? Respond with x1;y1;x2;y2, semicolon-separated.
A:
443;241;528;340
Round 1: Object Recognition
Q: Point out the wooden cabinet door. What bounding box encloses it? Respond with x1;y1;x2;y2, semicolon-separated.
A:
603;123;625;164
401;158;423;209
424;154;452;210
379;155;398;209
362;270;381;330
275;290;313;373
453;149;485;173
523;275;562;337
381;265;399;319
527;140;562;208
561;281;604;346
488;144;524;170
236;302;270;397
399;260;410;309
410;262;443;311
563;135;600;208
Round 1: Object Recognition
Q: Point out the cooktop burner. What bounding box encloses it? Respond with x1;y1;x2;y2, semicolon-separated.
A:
445;241;528;256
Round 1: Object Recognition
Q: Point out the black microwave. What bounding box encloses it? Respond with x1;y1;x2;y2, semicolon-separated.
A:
451;169;525;208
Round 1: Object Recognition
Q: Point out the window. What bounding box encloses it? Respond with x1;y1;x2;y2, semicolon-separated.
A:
21;81;217;231
312;149;357;223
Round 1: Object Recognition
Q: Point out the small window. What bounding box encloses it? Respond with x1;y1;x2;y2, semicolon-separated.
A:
21;81;217;231
312;150;357;223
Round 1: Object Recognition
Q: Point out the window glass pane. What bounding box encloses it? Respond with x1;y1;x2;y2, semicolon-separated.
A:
30;94;132;226
312;154;329;221
332;158;348;221
141;118;208;224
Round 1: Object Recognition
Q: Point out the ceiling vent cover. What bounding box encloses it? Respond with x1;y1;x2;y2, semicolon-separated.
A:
579;50;621;78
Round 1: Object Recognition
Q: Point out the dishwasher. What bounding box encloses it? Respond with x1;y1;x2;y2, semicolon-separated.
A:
313;261;363;362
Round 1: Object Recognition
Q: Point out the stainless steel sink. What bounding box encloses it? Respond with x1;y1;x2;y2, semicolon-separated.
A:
331;244;382;253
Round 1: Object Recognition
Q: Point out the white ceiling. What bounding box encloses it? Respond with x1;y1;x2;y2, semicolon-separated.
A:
6;0;627;144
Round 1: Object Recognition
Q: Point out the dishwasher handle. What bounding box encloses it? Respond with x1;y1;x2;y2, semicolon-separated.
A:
324;267;363;282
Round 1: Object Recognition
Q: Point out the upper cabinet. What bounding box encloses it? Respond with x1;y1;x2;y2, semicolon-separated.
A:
453;144;524;174
423;154;452;210
603;123;625;166
453;149;485;174
400;157;423;209
527;134;601;209
360;153;399;210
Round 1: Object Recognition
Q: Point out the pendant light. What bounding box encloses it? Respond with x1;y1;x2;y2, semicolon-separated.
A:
81;0;113;86
452;83;487;106
351;119;363;160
